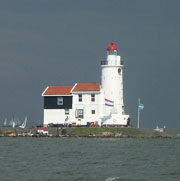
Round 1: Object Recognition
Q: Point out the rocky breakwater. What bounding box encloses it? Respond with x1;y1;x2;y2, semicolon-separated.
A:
0;127;180;138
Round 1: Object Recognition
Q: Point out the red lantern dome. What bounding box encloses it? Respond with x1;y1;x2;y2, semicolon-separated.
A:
107;42;118;51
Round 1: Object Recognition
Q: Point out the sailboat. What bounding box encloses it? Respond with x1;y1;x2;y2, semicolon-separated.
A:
3;118;8;127
9;119;17;128
19;116;27;128
2;117;23;128
12;121;16;128
154;126;166;133
17;118;21;126
13;117;21;127
9;119;14;127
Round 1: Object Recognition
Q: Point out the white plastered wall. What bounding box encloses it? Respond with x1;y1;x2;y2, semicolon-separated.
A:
71;92;102;125
44;109;72;126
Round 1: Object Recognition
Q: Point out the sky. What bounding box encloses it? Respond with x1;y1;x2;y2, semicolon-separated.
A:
0;0;180;128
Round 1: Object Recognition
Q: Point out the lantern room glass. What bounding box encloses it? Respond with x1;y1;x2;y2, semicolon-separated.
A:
107;50;117;55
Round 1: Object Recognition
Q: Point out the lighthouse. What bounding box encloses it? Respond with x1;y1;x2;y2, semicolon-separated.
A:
101;42;129;125
42;41;130;127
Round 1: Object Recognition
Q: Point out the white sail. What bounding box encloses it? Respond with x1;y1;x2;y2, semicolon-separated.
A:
17;118;21;126
19;116;27;128
9;119;13;126
3;118;8;126
12;121;16;128
14;118;17;126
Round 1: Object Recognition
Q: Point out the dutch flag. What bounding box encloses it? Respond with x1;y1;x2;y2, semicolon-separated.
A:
105;98;114;107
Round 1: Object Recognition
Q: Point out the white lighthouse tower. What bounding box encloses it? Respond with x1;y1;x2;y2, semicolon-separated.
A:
101;42;130;126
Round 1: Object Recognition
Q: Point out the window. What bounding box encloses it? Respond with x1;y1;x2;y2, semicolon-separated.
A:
108;50;117;55
78;94;82;102
65;109;69;115
118;68;121;75
57;97;63;105
91;110;95;114
76;109;84;118
91;94;95;102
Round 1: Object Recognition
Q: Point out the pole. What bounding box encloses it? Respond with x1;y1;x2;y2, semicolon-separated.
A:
138;98;140;129
138;107;140;128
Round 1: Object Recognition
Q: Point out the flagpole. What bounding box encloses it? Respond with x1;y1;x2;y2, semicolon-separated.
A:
138;106;140;128
138;98;140;128
138;98;144;128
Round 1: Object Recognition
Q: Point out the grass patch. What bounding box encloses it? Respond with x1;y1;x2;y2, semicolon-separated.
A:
67;127;142;136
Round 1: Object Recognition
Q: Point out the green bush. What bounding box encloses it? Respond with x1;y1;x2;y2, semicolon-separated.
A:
61;129;67;135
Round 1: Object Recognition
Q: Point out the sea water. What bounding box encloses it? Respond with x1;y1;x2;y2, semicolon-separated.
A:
0;137;180;181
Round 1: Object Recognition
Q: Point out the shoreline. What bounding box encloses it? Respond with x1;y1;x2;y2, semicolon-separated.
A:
0;127;180;139
1;135;180;139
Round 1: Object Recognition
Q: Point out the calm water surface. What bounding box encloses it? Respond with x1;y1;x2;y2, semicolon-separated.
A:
0;137;180;181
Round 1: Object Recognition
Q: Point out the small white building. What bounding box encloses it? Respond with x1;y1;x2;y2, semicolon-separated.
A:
42;42;130;127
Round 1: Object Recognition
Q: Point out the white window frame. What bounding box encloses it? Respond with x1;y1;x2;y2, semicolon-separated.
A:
91;94;95;102
57;97;63;105
76;109;84;118
78;94;82;102
65;109;69;115
91;110;95;114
